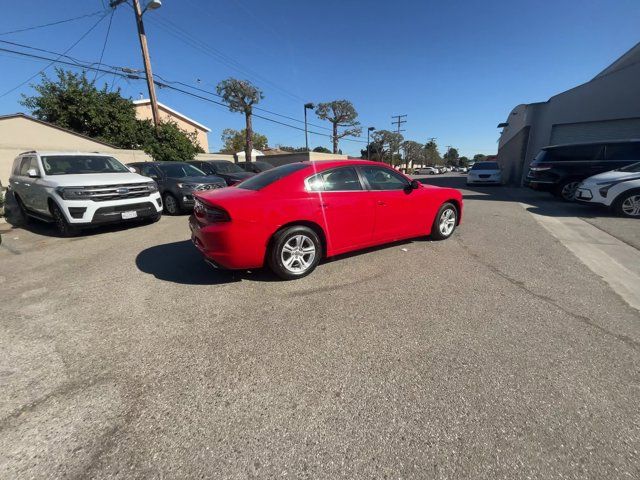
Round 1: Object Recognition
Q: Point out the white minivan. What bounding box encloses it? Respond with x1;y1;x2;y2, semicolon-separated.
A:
9;151;163;235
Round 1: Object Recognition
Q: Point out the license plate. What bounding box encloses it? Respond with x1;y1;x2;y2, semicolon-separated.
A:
121;210;138;219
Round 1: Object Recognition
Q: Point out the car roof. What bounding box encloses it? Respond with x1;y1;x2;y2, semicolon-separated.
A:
20;151;118;157
300;159;395;169
545;139;640;150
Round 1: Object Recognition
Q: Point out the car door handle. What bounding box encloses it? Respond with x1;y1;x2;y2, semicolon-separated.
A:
377;201;386;206
320;203;329;208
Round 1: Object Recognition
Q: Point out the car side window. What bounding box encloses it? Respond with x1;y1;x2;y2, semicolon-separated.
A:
306;167;363;191
18;157;38;176
606;143;640;161
361;166;409;190
200;163;215;175
140;164;158;178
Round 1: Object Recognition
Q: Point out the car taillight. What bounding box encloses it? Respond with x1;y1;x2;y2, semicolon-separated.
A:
194;199;230;223
530;163;552;172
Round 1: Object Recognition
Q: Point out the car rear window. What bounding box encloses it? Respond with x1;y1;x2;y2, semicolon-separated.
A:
542;144;604;162
471;162;499;170
237;163;309;190
605;143;640;161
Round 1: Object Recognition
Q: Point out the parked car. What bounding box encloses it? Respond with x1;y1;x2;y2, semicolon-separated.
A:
466;161;502;185
575;162;640;218
525;140;640;201
458;167;468;173
413;167;438;175
128;161;226;215
189;160;463;280
237;160;274;174
8;151;162;236
188;160;254;186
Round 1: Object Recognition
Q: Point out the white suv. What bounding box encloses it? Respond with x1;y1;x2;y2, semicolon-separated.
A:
575;162;640;218
9;151;163;235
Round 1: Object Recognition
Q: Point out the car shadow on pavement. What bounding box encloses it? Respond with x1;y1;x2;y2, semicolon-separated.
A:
135;240;277;285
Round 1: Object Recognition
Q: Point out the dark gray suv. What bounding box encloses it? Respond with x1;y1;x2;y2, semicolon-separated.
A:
128;162;226;215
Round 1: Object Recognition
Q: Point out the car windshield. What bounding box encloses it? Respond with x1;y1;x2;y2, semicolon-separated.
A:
237;163;309;191
211;161;243;173
157;163;206;178
616;161;640;173
41;155;129;175
471;162;499;170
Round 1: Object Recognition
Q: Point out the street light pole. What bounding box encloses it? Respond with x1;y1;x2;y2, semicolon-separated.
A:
304;103;314;152
131;0;161;128
367;127;375;160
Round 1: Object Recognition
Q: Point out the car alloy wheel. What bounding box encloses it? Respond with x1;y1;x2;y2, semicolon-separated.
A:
620;194;640;217
281;234;316;274
439;208;456;236
163;194;179;215
560;181;580;201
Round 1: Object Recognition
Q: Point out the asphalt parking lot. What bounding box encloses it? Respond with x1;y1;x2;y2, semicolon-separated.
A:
1;174;639;479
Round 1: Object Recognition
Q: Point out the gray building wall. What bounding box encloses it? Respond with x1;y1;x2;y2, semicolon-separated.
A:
496;45;640;185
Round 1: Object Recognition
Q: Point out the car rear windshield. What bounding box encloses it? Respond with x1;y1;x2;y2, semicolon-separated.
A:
157;163;205;177
211;161;243;173
471;162;499;170
41;155;129;175
237;163;309;190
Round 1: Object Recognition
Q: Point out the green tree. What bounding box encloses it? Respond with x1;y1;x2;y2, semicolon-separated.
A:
138;120;203;162
367;130;403;164
423;140;441;166
459;156;470;167
312;146;331;153
277;145;308;153
473;154;487;163
401;140;424;169
221;128;268;153
315;100;361;154
21;68;203;160
216;78;264;162
443;147;460;166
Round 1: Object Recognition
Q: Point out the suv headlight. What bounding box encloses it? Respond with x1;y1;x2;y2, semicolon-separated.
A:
55;187;89;200
147;182;158;193
177;183;197;190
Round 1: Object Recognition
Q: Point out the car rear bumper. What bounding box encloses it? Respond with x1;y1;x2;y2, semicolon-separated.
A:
188;215;266;270
524;179;555;191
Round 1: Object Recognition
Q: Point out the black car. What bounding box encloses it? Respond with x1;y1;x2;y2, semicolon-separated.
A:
188;160;254;186
236;160;274;174
525;140;640;201
128;162;226;215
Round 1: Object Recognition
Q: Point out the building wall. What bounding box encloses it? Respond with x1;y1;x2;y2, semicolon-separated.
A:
497;59;640;185
260;152;349;167
134;103;209;152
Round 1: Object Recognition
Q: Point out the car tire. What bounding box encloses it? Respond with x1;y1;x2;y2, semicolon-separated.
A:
163;193;181;215
555;179;581;202
50;203;77;237
268;225;322;280
430;202;458;240
613;189;640;218
13;193;30;226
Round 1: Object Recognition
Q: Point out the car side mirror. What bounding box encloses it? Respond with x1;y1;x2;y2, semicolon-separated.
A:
27;168;40;178
129;167;137;173
410;179;420;189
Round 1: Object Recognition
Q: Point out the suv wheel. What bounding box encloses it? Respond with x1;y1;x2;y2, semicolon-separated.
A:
50;203;77;237
614;189;640;218
268;226;321;280
163;193;181;215
556;180;581;202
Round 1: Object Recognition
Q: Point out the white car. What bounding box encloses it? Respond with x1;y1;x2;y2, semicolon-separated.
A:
575;162;640;218
466;161;502;185
413;167;439;175
9;151;163;235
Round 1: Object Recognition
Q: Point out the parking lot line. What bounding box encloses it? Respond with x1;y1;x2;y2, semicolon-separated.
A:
522;203;640;311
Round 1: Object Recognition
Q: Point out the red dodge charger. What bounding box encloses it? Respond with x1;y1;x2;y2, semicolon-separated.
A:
189;160;463;280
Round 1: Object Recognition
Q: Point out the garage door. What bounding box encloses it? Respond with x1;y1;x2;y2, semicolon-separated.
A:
550;118;640;145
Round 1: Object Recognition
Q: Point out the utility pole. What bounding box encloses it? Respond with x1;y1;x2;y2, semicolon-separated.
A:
391;114;407;167
111;0;161;128
304;103;315;152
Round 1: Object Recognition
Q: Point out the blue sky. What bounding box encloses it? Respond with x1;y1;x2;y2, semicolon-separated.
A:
0;0;638;156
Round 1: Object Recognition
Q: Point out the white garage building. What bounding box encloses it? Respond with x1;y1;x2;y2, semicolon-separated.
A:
496;42;640;185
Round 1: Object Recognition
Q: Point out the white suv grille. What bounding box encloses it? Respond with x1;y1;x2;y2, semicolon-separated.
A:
80;183;155;202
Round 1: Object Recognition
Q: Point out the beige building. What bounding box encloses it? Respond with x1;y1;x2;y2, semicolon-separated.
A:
133;99;211;152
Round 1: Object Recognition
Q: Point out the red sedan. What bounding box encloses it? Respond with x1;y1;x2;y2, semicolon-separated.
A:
189;160;463;280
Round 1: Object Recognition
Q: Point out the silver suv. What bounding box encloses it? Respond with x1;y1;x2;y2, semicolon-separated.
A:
9;151;163;235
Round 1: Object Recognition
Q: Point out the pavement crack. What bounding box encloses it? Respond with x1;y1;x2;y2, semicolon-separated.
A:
458;239;640;353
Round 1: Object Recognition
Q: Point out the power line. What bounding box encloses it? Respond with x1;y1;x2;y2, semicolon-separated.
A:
92;9;116;82
0;10;105;36
0;12;110;98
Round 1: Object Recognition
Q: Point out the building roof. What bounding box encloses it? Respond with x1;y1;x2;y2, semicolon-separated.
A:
133;99;211;132
593;41;640;80
0;113;117;148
